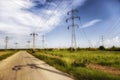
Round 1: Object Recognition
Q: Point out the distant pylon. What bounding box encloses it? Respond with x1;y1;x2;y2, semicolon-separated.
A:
15;42;18;49
27;41;30;49
30;32;38;50
66;9;80;51
42;34;45;49
101;35;104;46
5;36;9;50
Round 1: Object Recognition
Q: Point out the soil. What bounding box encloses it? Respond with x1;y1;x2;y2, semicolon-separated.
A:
87;63;120;76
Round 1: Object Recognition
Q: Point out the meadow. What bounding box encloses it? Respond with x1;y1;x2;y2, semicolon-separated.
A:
30;49;120;80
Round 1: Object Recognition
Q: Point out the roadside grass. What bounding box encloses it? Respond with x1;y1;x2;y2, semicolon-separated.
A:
42;50;120;68
30;50;120;80
0;50;17;61
0;50;13;56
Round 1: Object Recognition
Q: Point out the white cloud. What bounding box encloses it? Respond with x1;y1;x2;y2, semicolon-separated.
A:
80;19;102;28
72;0;87;7
0;0;86;48
105;36;120;47
113;36;120;43
0;0;86;36
0;22;31;35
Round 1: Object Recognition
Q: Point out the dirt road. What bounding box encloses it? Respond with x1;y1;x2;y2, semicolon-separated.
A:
0;51;73;80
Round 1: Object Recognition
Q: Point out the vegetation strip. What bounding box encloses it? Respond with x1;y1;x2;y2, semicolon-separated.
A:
28;50;120;80
87;63;120;76
0;50;17;61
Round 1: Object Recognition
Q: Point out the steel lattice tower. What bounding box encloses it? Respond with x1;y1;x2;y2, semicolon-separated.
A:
30;32;38;50
66;9;80;51
5;36;9;50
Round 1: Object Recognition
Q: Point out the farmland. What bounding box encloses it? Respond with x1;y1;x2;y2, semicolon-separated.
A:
30;49;120;80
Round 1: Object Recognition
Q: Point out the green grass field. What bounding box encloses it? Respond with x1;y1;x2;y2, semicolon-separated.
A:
31;49;120;80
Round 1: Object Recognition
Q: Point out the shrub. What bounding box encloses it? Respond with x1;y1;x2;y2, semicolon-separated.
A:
72;59;89;67
98;46;105;50
27;49;35;53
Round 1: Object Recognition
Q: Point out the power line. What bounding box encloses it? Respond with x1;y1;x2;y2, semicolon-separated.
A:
35;0;64;32
105;17;120;38
36;1;73;49
75;12;93;48
81;29;93;47
66;9;80;50
103;17;120;44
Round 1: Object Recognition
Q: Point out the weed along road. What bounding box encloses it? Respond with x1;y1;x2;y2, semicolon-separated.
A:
0;51;73;80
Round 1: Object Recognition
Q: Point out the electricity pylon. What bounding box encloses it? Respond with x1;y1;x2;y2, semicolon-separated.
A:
41;34;45;49
66;9;80;51
15;42;18;50
27;41;30;49
30;33;38;50
5;36;9;50
101;35;104;46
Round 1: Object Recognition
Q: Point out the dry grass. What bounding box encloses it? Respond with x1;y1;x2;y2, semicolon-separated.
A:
0;51;12;56
0;50;17;61
87;63;120;76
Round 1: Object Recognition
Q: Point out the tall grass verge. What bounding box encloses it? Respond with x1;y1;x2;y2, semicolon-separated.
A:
0;50;18;60
29;50;120;80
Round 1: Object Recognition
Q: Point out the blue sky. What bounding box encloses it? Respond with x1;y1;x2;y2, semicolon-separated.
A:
0;0;120;48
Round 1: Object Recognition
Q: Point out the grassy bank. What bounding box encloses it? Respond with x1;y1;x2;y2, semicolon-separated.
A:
0;50;18;60
29;50;120;80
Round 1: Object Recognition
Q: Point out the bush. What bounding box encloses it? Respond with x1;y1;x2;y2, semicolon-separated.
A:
109;46;120;51
67;47;76;52
98;46;105;50
72;59;89;67
27;49;35;53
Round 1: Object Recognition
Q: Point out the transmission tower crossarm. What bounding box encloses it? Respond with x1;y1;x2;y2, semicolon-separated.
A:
66;17;73;22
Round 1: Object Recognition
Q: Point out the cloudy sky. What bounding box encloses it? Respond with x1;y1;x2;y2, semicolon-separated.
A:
0;0;120;49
